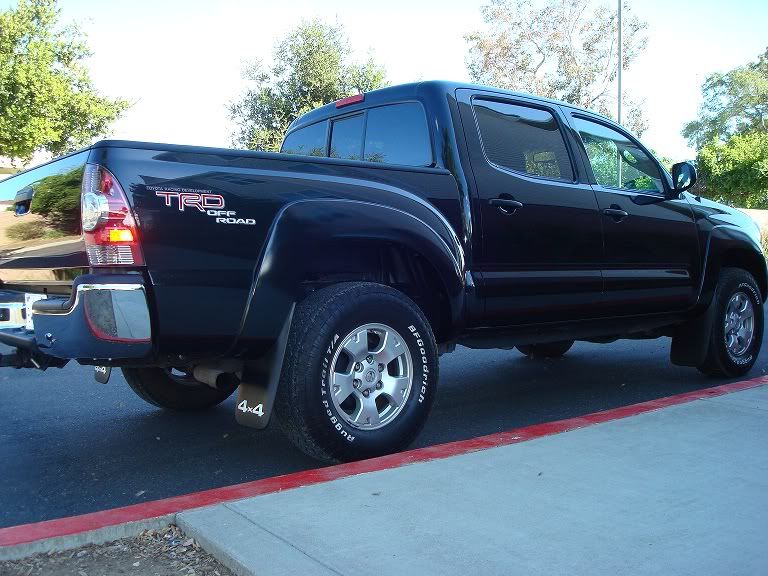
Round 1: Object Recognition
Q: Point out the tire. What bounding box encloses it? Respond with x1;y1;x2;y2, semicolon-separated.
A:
517;340;574;358
275;282;438;462
122;367;238;411
698;268;764;378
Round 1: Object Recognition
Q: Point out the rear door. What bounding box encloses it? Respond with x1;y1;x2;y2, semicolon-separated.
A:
456;89;604;326
564;112;700;315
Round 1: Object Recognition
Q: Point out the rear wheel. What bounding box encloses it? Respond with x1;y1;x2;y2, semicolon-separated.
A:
517;340;574;358
698;268;763;377
122;367;238;411
275;282;438;462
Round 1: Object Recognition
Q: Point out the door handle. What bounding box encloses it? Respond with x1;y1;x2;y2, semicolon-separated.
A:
602;207;629;221
489;198;524;213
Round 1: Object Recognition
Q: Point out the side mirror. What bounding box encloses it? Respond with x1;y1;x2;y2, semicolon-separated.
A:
671;162;697;193
13;185;34;217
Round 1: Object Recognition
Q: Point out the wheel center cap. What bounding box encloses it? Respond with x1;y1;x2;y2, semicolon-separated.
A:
364;369;377;383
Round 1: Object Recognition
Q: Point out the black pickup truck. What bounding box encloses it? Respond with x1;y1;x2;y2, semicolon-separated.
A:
1;81;765;461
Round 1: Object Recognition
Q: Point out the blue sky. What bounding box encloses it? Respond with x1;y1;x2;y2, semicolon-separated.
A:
4;0;768;162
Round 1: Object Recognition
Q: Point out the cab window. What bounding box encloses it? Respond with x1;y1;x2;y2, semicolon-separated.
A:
571;117;663;193
281;121;327;156
364;103;431;166
330;114;364;160
473;99;574;181
281;102;432;167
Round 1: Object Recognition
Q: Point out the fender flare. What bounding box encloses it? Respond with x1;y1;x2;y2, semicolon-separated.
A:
233;198;467;356
696;224;767;310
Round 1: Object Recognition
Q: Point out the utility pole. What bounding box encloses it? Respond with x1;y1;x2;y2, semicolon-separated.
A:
617;0;622;124
617;0;623;187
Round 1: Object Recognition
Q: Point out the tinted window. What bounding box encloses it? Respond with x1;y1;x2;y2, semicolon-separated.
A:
281;121;327;156
572;117;663;193
330;114;364;160
474;100;574;181
364;103;431;166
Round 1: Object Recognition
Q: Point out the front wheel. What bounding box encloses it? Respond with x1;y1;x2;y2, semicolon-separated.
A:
698;268;764;378
275;282;438;462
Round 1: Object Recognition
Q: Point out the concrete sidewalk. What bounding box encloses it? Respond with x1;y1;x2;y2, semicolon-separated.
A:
178;385;768;576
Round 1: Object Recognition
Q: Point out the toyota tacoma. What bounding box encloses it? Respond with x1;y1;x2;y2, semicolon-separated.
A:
0;81;765;461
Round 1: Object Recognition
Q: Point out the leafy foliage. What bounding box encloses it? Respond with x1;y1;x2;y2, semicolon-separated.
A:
29;165;83;233
685;48;768;208
0;0;129;164
683;48;768;150
229;19;387;152
697;131;768;208
466;0;648;134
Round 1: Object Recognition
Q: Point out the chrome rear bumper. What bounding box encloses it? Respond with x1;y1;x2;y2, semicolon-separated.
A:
0;274;152;361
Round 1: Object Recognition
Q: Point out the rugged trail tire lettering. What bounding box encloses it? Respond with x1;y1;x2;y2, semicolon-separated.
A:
274;282;438;462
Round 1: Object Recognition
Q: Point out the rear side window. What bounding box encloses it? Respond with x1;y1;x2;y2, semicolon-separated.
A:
474;100;574;181
364;103;431;166
330;114;364;160
281;121;327;156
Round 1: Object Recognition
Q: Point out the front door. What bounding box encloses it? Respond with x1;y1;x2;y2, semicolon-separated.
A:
457;90;604;326
565;113;701;315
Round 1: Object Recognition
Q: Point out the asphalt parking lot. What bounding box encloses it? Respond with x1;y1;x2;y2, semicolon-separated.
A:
2;334;766;529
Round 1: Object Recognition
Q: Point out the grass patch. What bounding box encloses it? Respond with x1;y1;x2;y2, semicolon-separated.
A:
6;220;48;241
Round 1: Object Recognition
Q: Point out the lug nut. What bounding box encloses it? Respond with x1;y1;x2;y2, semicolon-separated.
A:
363;389;370;397
354;362;362;371
376;381;383;390
353;379;361;388
366;355;374;364
378;363;385;372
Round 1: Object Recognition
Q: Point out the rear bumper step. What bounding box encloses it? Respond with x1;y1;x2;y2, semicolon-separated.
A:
0;274;152;364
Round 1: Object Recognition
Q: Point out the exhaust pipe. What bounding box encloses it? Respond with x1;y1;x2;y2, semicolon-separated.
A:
193;359;243;389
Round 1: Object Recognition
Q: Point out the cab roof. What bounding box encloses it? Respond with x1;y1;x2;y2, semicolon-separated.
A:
287;80;611;133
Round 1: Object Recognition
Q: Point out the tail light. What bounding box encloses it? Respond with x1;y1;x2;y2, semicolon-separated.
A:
81;164;144;266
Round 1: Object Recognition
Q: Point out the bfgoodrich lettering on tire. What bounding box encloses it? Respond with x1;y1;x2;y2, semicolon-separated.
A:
275;282;438;462
698;268;764;378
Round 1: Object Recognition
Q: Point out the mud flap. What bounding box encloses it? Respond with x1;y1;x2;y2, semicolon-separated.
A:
670;300;716;367
235;304;294;430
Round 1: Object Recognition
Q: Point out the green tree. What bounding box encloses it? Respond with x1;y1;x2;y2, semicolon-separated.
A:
684;48;768;207
697;132;768;208
466;0;648;134
0;0;129;165
229;19;387;152
682;48;768;150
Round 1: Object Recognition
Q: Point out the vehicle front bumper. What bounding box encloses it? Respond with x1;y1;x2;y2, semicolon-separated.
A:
0;274;152;361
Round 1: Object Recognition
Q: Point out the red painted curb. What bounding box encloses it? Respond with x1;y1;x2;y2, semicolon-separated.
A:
2;375;766;548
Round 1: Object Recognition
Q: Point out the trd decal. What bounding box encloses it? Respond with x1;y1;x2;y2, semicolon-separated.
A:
148;186;255;225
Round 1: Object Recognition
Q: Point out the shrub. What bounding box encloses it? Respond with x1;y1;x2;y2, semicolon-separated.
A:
30;166;83;234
